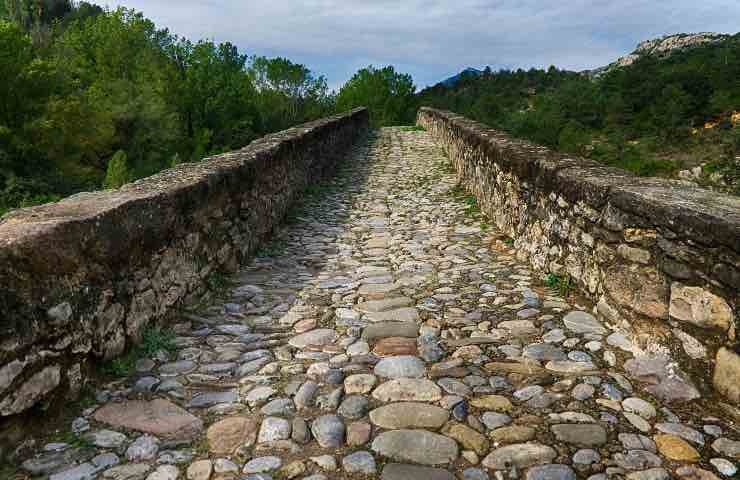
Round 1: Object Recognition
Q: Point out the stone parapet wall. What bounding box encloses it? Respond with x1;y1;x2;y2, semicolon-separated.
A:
418;107;740;404
0;108;369;417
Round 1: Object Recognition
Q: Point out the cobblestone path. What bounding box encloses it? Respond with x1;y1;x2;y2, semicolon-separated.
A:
19;128;740;480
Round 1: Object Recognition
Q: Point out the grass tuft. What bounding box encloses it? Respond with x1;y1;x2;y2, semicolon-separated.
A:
546;273;576;298
100;325;176;378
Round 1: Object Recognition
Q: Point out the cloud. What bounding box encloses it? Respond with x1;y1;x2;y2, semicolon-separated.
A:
105;0;740;89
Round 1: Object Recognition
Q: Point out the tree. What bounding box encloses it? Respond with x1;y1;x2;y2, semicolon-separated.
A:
337;65;416;127
102;150;130;189
168;39;257;157
248;56;331;132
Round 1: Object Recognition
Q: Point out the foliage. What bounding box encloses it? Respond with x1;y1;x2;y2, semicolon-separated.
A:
100;325;175;378
248;55;333;133
546;273;576;298
139;325;176;357
102;150;129;189
0;5;335;215
337;65;416;127
418;35;740;187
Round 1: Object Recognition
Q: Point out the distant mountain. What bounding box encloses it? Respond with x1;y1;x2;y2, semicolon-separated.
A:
439;67;483;87
584;32;730;78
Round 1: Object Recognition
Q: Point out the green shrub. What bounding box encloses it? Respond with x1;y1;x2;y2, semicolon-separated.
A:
102;150;130;189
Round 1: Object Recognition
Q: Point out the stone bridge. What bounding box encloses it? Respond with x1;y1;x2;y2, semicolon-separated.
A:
2;108;739;479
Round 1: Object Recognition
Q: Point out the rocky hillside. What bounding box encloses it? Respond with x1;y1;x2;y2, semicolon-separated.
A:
585;32;730;77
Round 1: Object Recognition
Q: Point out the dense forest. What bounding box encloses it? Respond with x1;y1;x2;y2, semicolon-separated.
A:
2;2;738;215
0;1;341;215
418;34;740;192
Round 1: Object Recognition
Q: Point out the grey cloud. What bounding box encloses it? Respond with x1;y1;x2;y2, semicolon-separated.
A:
107;0;739;88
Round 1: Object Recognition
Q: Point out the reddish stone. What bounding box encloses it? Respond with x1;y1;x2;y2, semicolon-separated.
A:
373;337;417;357
206;416;259;455
347;421;372;446
93;399;203;440
293;319;317;333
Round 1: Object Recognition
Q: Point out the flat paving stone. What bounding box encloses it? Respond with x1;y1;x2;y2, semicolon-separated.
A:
374;355;426;378
369;402;449;429
372;429;459;465
289;329;337;349
381;463;455;480
94;399;203;440
372;378;442;402
19;127;739;480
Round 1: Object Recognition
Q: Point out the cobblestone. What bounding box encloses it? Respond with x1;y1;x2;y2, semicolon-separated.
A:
17;128;740;480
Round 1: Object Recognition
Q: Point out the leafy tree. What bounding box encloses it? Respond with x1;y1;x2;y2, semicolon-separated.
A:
419;34;740;188
248;56;331;132
337;65;416;127
0;5;335;215
168;39;257;157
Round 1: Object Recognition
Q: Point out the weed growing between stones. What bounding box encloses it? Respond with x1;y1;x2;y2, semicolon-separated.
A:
48;430;94;450
0;463;23;480
140;326;177;358
206;270;230;296
100;326;176;378
100;355;136;378
256;239;287;258
400;125;425;132
546;273;576;298
448;184;482;217
503;238;514;246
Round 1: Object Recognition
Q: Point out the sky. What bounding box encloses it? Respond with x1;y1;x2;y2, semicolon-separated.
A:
105;0;740;91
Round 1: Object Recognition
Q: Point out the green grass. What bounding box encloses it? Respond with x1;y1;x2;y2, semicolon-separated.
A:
206;270;230;295
100;325;176;378
47;430;94;449
546;273;576;298
100;354;136;378
139;326;177;357
503;238;514;246
449;184;482;217
256;239;287;258
0;463;22;479
400;125;425;132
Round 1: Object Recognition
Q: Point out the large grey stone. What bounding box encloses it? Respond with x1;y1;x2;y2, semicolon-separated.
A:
372;379;442;402
523;343;567;361
289;329;337;349
366;307;420;323
526;465;576;480
188;390;238;408
669;283;732;330
356;297;413;313
338;395;369;419
482;443;557;469
0;365;61;415
369;402;449;429
374;355;426;378
551;424;607;447
381;464;454;480
258;417;291;443
562;311;607;335
311;415;345;448
363;322;418;341
372;429;458;465
342;451;376;475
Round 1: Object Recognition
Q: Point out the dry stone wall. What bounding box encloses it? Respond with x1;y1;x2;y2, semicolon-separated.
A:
0;108;369;417
418;107;740;405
